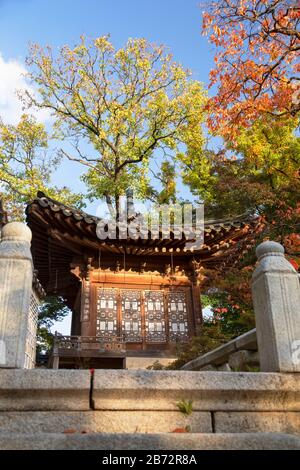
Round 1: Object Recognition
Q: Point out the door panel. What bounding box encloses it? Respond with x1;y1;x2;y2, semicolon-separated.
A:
167;290;189;341
120;289;143;342
94;285;191;345
144;290;166;343
96;288;118;339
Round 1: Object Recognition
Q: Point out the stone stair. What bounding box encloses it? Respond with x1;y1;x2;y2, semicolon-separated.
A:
0;432;299;450
0;369;299;450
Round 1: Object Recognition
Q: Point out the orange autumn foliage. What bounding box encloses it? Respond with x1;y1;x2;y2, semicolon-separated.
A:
202;0;300;140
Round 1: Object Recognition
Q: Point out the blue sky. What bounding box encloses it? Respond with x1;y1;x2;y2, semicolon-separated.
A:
0;0;213;82
0;0;216;334
0;0;216;210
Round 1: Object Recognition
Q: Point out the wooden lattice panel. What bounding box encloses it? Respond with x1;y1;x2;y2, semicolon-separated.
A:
168;290;189;341
24;293;39;369
144;291;166;343
121;290;142;342
96;288;118;340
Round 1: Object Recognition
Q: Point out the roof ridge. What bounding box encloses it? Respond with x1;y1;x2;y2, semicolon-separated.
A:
30;192;255;227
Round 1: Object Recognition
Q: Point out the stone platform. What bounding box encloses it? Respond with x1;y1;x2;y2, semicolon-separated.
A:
0;369;299;449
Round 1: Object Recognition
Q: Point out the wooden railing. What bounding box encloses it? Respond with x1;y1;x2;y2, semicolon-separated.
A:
53;334;126;354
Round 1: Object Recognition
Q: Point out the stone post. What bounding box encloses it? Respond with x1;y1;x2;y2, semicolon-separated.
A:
0;222;33;368
252;240;300;372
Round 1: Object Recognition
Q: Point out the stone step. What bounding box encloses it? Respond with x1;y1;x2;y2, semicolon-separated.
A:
1;370;300;413
0;432;299;450
0;411;299;436
0;410;211;434
92;370;300;411
0;370;299;444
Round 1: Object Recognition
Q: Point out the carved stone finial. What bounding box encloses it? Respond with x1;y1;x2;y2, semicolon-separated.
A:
1;222;32;243
0;222;32;261
256;240;284;260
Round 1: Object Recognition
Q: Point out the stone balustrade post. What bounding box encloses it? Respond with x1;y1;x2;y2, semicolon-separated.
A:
0;222;33;368
252;240;300;372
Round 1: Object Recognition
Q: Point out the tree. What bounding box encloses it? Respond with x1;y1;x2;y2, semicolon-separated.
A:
166;316;236;370
0;114;83;220
202;0;300;139
23;35;207;215
223;115;300;238
190;116;300;220
37;296;70;354
183;115;300;356
202;264;256;332
146;160;177;204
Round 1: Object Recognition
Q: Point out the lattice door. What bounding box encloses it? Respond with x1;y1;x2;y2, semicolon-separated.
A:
96;288;118;340
168;290;189;341
121;289;142;342
144;290;166;342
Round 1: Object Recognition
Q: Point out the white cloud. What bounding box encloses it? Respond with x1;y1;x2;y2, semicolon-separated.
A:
0;53;50;125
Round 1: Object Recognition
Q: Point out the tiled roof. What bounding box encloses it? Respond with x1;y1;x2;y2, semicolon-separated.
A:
30;191;253;235
26;192;263;305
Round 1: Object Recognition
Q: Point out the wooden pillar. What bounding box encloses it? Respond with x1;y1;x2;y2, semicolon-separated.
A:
191;281;203;332
71;287;82;336
189;259;203;334
80;257;93;337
